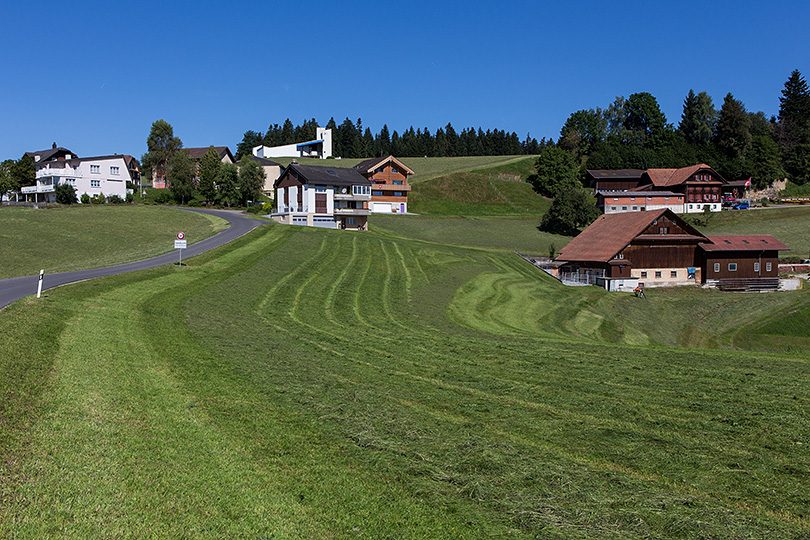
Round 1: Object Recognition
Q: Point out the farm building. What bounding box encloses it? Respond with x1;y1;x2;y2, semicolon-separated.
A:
272;163;371;230
596;191;685;214
353;155;414;214
554;209;789;291
587;164;728;214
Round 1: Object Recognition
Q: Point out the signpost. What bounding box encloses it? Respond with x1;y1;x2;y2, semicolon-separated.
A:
175;232;187;266
36;269;44;298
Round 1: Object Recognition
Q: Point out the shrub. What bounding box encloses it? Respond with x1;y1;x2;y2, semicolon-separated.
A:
187;199;201;207
108;194;125;204
91;192;106;204
262;202;274;214
54;183;78;204
80;193;91;204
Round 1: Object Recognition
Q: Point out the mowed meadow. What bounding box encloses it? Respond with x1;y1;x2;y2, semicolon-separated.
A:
2;220;809;539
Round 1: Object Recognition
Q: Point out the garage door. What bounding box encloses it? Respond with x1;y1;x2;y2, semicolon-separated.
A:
292;216;307;226
313;216;336;229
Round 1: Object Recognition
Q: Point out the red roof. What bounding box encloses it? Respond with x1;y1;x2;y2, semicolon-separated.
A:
644;163;724;187
557;209;684;262
702;235;790;252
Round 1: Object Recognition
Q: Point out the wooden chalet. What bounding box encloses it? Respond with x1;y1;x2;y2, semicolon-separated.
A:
554;209;789;291
353;155;414;214
638;164;726;213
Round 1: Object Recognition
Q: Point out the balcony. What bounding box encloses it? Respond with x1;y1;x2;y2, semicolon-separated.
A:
334;192;371;201
334;207;371;216
36;167;80;179
21;184;55;194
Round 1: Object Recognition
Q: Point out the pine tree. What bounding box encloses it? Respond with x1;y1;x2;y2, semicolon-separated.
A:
715;93;752;160
777;70;810;184
679;90;716;145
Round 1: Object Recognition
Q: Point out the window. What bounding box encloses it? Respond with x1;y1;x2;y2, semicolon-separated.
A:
615;253;624;259
393;191;403;197
347;217;356;225
392;180;403;185
91;179;100;187
622;206;627;210
90;165;100;173
315;186;327;192
632;206;637;210
372;190;384;196
714;263;720;272
110;166;119;175
766;262;772;272
352;185;370;195
640;271;647;278
754;262;760;272
655;271;662;278
613;197;619;201
728;263;737;272
611;206;616;210
630;197;635;201
671;271;677;278
391;168;398;173
659;227;668;234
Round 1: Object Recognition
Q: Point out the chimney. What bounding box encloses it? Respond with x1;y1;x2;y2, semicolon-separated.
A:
52;142;57;149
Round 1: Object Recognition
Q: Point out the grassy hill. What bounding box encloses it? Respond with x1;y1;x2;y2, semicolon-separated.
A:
0;205;227;279
2;222;809;538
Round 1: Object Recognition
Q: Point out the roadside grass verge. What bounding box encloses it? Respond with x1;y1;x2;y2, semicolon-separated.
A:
2;225;809;538
0;205;227;278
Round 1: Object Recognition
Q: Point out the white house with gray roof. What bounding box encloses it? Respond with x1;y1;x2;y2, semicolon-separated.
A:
272;163;371;230
253;127;333;159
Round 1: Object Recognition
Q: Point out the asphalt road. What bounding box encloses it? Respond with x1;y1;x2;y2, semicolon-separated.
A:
0;208;266;311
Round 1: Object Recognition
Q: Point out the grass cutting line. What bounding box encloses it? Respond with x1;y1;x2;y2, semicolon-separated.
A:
392;242;413;302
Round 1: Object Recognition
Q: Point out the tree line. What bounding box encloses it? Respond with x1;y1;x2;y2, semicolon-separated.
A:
555;69;810;189
236;118;546;160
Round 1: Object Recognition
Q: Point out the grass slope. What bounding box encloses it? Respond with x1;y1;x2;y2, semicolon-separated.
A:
2;223;809;538
0;205;227;279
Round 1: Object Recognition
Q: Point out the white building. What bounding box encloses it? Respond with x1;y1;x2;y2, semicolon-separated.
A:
22;150;133;203
253;127;333;160
272;163;371;230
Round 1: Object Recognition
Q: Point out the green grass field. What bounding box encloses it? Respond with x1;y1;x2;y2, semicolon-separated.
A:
2;221;809;538
269;155;532;184
0;205;227;278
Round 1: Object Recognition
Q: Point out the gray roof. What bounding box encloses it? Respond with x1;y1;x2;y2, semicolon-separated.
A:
248;155;282;167
278;164;372;188
25;146;75;162
586;169;645;179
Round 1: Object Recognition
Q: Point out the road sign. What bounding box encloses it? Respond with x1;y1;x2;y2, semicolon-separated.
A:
174;239;187;249
177;232;185;240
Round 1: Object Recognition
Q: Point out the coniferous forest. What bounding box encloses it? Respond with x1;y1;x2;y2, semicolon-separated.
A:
235;70;810;188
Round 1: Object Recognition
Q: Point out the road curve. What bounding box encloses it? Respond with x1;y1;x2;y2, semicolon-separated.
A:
0;208;266;311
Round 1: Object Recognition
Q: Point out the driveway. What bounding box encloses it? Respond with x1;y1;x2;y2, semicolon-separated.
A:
0;208;266;311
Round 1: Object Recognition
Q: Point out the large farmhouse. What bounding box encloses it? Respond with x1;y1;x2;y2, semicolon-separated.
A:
272;163;372;230
588;163;728;214
554;209;788;291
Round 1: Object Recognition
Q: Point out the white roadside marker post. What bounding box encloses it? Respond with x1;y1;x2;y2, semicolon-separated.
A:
36;269;44;298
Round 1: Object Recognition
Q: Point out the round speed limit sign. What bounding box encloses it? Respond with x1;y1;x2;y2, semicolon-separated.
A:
177;232;185;240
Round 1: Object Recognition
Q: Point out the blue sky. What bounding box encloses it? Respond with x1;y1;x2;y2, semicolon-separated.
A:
2;0;808;159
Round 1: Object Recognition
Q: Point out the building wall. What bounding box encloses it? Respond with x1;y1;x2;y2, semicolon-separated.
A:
631;267;700;287
702;252;780;279
367;163;410;213
31;156;129;202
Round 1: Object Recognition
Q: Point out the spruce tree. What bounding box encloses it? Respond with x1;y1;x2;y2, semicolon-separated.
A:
715;93;752;160
679;90;716;145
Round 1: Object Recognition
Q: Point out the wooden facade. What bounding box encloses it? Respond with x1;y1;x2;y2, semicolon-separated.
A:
354;156;414;213
555;210;788;289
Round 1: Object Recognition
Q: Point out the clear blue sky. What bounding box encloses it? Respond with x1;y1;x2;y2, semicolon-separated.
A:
2;0;808;159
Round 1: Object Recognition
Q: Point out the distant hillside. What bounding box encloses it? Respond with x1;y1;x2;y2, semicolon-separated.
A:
265;155;532;184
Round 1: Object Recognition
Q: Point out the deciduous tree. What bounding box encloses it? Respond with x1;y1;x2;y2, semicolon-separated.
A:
528;146;580;198
540;189;599;236
216;163;239;207
141;119;182;185
167;150;195;204
237;156;265;206
198;146;222;203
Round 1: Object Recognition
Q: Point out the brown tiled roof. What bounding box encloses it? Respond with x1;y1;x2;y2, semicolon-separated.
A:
183;146;234;161
557;209;669;262
556;209;708;262
643;163;725;187
702;235;790;252
353;155;415;175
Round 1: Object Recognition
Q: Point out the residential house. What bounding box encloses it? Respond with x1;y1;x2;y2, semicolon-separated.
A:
273;164;371;230
554;209;789;291
353;155;414;214
22;151;134;203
